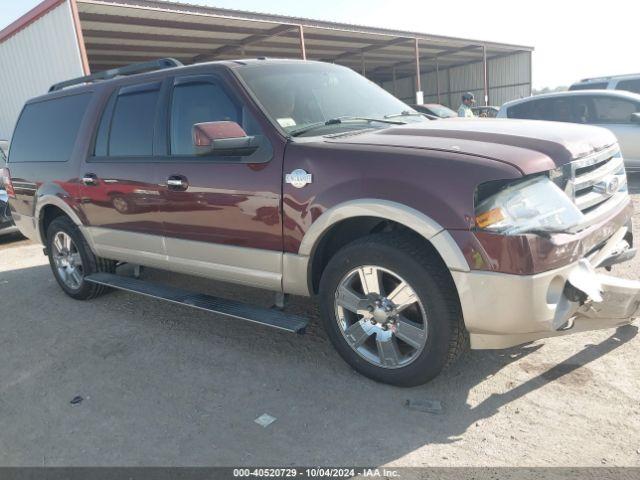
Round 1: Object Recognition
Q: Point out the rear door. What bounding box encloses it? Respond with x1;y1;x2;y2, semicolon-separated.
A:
79;81;166;266
151;70;285;290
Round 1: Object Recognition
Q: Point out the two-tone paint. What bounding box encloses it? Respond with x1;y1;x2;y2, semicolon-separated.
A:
6;59;634;350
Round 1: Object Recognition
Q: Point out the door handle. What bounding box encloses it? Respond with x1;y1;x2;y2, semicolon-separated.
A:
82;173;98;186
167;175;188;191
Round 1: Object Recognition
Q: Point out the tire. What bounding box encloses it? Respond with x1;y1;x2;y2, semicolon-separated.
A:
46;216;115;300
318;232;467;387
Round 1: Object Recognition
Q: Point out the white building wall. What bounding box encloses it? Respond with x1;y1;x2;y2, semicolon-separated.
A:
382;51;532;109
0;1;84;141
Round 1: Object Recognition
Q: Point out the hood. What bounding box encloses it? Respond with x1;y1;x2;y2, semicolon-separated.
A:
324;118;618;175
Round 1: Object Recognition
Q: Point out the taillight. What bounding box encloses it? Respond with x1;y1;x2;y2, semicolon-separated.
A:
0;168;15;198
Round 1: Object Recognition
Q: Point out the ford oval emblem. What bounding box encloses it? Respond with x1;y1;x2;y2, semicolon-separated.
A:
285;169;313;188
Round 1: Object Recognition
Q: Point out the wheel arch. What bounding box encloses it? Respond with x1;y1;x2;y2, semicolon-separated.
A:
35;195;85;245
283;199;470;296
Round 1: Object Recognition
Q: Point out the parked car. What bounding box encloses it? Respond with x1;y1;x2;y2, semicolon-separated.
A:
472;106;499;118
3;58;639;386
0;186;16;237
0;140;7;168
570;73;640;95
411;103;457;118
0;140;18;236
498;90;640;171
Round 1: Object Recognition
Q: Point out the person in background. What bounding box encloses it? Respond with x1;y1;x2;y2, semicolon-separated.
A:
458;92;476;118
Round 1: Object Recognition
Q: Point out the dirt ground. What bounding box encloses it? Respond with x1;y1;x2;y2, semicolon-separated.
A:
0;191;639;467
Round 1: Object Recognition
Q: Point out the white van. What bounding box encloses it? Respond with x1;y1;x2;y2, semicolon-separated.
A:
570;74;640;95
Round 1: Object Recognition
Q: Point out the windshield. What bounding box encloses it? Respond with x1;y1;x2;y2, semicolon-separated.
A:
236;62;428;136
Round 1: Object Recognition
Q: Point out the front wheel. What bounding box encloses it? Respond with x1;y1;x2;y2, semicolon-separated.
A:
46;216;115;300
318;233;467;387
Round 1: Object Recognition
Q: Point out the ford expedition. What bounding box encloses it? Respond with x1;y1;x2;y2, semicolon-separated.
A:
3;58;639;386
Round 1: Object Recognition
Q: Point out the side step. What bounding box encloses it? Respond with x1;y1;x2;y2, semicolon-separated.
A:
85;273;308;334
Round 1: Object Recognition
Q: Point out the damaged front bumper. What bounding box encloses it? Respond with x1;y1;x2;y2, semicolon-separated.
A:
452;225;640;349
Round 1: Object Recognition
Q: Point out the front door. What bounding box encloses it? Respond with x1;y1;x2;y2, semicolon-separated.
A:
79;81;166;267
151;72;285;290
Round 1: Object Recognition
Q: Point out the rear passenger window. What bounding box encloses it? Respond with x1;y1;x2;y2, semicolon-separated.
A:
108;83;160;157
9;93;91;163
616;79;640;95
507;100;544;120
546;98;576;122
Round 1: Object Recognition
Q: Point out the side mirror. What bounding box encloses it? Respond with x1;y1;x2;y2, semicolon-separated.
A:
631;112;640;124
192;121;258;156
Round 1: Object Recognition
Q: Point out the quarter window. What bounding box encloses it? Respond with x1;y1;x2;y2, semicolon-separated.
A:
10;93;92;163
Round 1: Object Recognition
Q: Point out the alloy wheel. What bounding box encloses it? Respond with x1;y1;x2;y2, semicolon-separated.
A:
334;265;428;369
51;231;84;290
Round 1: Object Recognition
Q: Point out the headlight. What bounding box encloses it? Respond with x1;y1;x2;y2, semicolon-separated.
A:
475;176;585;235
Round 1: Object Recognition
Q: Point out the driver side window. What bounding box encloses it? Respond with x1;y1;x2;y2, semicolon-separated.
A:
169;80;264;156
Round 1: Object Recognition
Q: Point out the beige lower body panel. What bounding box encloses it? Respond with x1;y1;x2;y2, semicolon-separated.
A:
282;253;311;296
164;236;282;291
453;257;638;350
86;227;284;292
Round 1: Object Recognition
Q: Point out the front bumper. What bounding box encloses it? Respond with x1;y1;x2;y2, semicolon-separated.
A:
452;225;640;349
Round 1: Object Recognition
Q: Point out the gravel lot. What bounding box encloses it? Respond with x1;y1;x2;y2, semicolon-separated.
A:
1;188;639;467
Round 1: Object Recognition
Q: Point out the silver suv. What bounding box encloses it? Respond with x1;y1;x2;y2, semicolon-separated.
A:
570;73;640;94
498;90;640;171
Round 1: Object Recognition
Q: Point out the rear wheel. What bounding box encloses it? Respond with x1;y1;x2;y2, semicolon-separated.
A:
46;216;115;300
319;233;467;386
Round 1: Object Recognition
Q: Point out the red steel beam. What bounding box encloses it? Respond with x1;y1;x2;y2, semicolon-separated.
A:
69;0;90;74
298;24;306;60
0;0;65;43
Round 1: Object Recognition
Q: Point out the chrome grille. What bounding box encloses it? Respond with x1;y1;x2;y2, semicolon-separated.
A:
569;145;627;220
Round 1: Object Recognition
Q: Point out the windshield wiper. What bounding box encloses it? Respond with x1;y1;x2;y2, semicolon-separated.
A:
289;116;406;137
384;110;426;119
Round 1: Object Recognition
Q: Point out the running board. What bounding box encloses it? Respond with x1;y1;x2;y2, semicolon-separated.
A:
85;273;308;334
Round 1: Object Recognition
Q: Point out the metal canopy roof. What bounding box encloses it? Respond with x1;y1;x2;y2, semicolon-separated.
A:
74;0;533;82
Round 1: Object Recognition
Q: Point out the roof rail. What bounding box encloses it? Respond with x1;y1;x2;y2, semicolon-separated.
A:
579;72;640;83
48;58;184;92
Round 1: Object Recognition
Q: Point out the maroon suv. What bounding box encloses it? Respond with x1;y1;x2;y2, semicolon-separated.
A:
3;58;639;386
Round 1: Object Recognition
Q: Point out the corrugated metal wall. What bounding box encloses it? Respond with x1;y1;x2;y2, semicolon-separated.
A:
0;1;84;141
382;51;532;109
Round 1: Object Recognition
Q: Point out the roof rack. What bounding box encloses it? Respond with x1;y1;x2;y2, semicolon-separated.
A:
48;58;184;92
